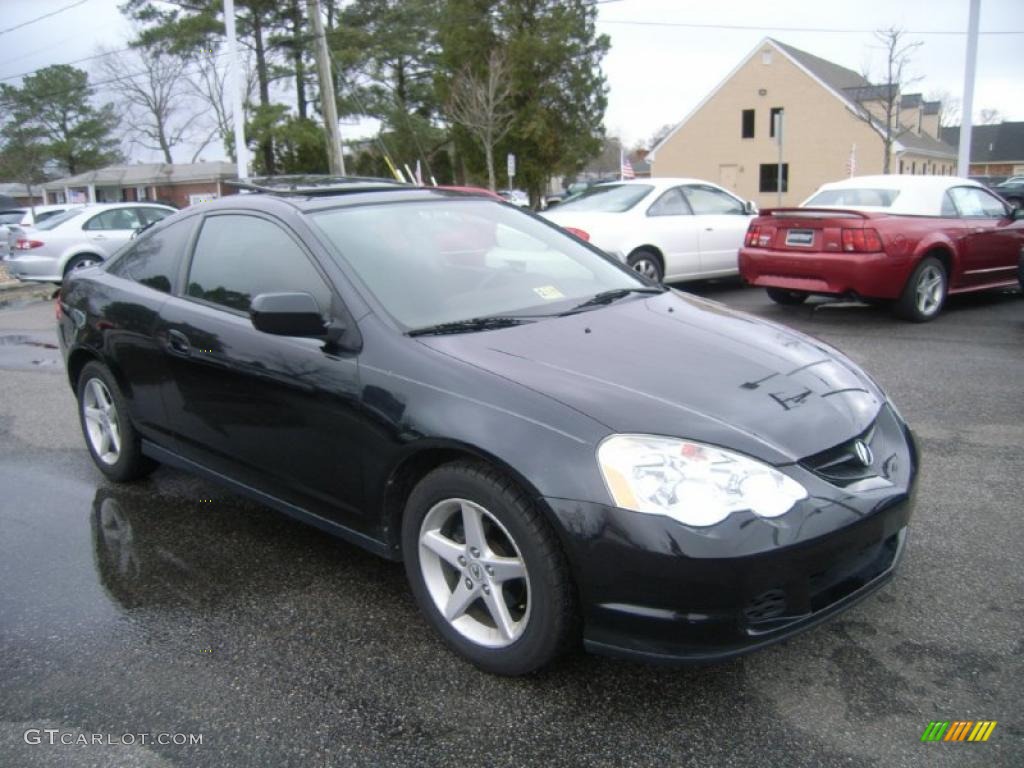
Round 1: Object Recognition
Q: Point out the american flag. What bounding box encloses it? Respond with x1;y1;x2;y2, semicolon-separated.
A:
620;149;635;180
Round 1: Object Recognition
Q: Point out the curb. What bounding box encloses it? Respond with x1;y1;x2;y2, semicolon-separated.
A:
0;281;57;307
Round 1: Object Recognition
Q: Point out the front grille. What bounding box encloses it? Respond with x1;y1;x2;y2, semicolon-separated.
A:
743;589;787;621
801;421;878;486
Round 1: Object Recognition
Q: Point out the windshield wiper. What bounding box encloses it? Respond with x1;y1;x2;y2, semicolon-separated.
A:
560;287;665;315
408;315;533;337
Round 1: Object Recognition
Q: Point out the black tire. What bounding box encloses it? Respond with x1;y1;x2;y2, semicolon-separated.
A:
64;253;102;278
401;460;576;675
627;249;664;283
765;287;808;305
76;361;157;482
894;256;947;322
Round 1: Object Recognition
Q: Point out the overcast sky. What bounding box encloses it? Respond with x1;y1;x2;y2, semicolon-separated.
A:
1;0;1021;162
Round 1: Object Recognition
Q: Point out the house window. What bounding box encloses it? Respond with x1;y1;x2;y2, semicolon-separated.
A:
769;107;784;138
742;109;755;139
762;50;773;65
759;163;789;193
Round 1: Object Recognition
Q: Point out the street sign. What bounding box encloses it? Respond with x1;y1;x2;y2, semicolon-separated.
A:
507;153;516;181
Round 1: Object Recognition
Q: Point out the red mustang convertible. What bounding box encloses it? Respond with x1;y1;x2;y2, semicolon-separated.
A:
739;175;1024;321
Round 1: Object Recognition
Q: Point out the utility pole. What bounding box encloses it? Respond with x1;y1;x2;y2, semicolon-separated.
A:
306;0;345;175
224;0;248;179
958;0;981;177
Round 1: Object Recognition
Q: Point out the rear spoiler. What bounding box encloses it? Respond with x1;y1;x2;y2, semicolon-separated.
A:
763;207;872;219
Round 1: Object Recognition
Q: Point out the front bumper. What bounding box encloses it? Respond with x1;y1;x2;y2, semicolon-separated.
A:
545;411;917;663
739;247;911;300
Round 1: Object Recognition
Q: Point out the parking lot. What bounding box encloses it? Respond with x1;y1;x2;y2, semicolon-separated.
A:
0;282;1021;768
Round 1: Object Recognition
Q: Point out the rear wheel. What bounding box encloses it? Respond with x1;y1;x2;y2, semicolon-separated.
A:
77;361;156;482
64;253;102;277
766;287;808;305
402;461;576;675
627;249;663;282
895;256;946;322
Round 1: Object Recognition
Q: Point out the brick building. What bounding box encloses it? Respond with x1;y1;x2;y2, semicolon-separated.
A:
41;162;239;208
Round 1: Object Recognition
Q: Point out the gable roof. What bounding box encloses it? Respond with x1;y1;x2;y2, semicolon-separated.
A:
770;39;869;93
940;122;1024;162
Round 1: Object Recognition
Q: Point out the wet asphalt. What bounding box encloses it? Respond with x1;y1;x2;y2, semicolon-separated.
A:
0;284;1022;767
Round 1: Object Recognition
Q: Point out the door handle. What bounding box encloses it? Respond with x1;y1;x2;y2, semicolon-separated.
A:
91;234;107;239
704;227;714;231
167;329;191;356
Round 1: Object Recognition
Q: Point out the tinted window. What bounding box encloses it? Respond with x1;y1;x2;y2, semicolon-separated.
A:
806;188;900;207
647;188;690;216
108;217;196;294
138;207;172;225
34;209;66;223
555;184;653;213
949;186;1008;218
0;210;28;224
682;185;745;215
84;208;144;231
36;209;83;230
186;214;332;314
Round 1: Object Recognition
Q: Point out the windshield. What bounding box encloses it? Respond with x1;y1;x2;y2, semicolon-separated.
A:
312;199;647;330
0;210;27;225
554;184;653;213
806;188;900;207
35;209;83;230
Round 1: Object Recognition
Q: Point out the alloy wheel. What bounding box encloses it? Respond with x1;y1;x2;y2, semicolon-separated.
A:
82;378;122;465
418;498;531;648
915;264;945;316
631;258;659;280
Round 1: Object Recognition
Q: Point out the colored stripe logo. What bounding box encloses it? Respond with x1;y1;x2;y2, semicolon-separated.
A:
921;721;997;742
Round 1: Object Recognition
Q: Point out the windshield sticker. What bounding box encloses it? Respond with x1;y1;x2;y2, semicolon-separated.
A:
533;285;565;300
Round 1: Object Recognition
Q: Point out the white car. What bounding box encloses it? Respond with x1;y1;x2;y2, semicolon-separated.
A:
0;204;81;260
5;202;176;282
541;178;756;282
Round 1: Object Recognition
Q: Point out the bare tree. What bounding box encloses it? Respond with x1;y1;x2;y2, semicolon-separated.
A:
851;27;922;174
978;108;1002;125
98;45;215;163
446;50;514;191
190;46;258;162
927;89;961;128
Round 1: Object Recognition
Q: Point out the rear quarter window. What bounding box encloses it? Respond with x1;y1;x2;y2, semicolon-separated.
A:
106;216;196;294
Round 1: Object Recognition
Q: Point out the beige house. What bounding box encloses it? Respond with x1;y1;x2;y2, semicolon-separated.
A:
649;38;957;207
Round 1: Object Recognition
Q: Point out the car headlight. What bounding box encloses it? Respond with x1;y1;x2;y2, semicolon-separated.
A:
597;435;808;527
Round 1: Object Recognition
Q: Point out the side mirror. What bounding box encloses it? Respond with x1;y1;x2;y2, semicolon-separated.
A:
744;200;759;215
1012;205;1024;221
250;292;329;337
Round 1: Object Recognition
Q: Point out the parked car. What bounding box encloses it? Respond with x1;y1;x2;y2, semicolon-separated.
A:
498;189;530;208
5;202;175;282
0;204;80;260
739;175;1024;321
994;178;1024;207
542;178;757;282
59;179;916;675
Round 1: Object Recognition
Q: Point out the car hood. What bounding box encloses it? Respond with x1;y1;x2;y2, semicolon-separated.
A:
418;291;883;464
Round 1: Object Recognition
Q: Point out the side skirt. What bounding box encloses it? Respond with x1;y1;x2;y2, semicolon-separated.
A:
141;440;399;561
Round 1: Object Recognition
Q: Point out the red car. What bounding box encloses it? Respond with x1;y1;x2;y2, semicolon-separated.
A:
739;176;1024;321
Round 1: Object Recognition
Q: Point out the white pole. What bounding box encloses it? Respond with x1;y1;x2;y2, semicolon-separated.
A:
958;0;981;178
307;0;345;175
224;0;249;180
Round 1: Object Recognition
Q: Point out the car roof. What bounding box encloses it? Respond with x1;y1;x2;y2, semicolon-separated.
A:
805;175;986;215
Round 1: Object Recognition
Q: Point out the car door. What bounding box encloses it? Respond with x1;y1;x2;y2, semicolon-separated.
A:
82;208;145;257
643;187;701;280
948;186;1020;287
155;211;368;531
680;184;751;275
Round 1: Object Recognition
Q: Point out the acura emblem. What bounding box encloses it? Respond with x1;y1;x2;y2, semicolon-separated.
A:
853;440;873;467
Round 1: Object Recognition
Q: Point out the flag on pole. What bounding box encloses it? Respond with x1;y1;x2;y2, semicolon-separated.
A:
620;148;635;180
845;144;857;178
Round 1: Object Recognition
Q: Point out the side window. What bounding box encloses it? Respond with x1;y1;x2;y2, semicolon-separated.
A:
186;214;332;315
108;217;196;294
84;208;144;231
682;185;746;215
941;192;959;217
949;187;1007;218
137;207;172;226
646;188;690;217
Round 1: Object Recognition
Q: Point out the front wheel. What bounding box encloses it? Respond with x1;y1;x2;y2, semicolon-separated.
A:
766;287;808;305
627;249;663;283
895;256;946;322
402;461;576;675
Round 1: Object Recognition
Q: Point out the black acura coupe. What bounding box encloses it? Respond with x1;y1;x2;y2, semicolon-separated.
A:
58;178;917;675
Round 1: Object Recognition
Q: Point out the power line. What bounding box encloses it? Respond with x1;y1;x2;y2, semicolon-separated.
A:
0;0;91;38
596;18;1024;35
0;46;135;84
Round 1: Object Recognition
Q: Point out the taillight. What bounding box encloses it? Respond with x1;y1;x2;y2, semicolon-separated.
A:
744;225;775;247
14;238;44;250
744;225;760;247
564;227;590;241
841;228;883;252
